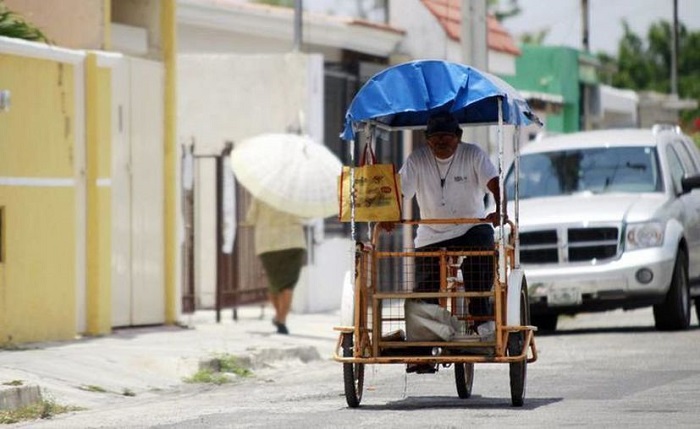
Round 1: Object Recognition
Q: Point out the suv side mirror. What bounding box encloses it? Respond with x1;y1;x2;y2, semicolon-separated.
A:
681;174;700;194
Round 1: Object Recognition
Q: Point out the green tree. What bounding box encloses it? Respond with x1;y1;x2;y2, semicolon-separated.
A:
519;29;549;45
488;0;547;46
252;0;294;7
488;0;521;22
0;1;48;43
605;20;700;127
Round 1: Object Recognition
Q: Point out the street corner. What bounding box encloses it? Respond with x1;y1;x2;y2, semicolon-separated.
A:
245;345;322;367
0;383;42;412
194;345;323;381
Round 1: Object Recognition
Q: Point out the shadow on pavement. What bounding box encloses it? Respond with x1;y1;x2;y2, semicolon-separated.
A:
356;395;562;410
536;324;700;336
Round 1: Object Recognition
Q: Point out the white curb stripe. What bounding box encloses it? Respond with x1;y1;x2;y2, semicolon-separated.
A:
0;177;75;187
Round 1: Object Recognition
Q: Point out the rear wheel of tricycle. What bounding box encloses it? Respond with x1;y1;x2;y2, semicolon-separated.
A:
508;279;530;407
342;333;364;408
454;363;474;399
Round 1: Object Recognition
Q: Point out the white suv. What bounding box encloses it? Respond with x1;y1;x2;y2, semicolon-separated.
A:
505;126;700;331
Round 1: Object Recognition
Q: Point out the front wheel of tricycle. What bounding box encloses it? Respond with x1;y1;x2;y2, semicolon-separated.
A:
454;363;474;399
508;278;530;407
342;333;364;408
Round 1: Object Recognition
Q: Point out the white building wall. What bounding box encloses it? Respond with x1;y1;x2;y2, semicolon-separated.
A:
489;50;516;76
179;53;319;149
178;53;347;312
179;24;288;54
390;2;452;60
597;84;639;129
388;1;516;77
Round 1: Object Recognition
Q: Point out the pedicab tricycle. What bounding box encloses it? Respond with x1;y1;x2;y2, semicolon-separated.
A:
333;60;540;407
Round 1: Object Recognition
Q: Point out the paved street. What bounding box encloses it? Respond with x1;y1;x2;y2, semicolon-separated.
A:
2;306;699;428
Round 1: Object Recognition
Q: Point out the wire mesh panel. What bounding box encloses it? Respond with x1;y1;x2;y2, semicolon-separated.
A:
363;247;496;354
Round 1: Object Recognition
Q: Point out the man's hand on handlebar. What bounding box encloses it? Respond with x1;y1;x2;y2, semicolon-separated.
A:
485;211;508;227
378;222;397;232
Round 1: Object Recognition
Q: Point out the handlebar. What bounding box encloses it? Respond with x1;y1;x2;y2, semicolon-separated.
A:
371;218;516;247
391;218;496;225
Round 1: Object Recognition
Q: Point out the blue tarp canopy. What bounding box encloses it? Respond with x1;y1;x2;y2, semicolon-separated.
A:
341;60;539;141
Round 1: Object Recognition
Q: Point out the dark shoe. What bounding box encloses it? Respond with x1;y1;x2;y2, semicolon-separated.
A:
276;323;289;335
406;363;436;374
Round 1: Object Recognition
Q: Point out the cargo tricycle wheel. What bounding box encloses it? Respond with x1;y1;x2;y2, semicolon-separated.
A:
508;279;530;407
454;363;474;399
342;333;364;408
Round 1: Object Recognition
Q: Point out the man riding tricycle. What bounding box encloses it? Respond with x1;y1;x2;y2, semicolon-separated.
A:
334;59;540;408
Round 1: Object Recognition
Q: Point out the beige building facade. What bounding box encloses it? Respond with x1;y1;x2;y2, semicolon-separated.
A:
0;0;176;343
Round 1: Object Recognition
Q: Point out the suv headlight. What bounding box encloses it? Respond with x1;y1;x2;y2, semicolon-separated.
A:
625;221;664;250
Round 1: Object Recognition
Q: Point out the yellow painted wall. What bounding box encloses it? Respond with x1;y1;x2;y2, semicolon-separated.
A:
85;53;112;335
4;0;106;50
162;0;177;323
0;54;77;343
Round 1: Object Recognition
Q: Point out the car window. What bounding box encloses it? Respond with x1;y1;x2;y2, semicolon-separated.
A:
506;146;661;199
675;139;700;173
666;146;686;194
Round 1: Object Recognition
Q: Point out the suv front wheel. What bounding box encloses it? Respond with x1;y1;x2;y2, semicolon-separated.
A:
653;250;691;331
531;314;558;332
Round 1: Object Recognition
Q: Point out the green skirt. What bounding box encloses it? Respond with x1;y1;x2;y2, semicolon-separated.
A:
260;248;306;294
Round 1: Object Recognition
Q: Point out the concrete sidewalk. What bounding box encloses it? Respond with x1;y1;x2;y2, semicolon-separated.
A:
0;306;341;411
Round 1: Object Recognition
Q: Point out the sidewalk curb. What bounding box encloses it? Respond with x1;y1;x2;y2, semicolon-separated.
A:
199;345;322;372
0;308;341;415
243;345;322;367
0;384;42;412
0;346;322;413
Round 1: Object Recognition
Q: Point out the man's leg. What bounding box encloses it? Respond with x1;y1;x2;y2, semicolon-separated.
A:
459;225;495;321
408;247;440;373
414;246;440;304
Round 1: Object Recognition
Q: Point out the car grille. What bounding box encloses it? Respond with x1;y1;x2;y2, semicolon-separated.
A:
520;226;620;265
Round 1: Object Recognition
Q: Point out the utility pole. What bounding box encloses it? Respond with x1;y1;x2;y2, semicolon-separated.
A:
293;0;303;51
460;0;487;69
581;0;591;130
581;0;590;52
671;0;678;96
461;0;489;153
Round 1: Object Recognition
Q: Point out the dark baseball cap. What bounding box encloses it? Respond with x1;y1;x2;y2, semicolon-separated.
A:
425;112;461;136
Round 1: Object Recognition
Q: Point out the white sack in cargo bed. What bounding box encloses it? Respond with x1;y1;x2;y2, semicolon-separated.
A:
404;300;461;341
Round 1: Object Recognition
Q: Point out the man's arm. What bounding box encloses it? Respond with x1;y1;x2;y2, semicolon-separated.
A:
485;177;507;226
378;192;404;232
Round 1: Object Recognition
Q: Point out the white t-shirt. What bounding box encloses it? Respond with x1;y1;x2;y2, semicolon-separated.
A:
399;143;498;248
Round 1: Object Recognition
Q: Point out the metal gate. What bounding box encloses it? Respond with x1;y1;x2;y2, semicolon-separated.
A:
181;142;268;321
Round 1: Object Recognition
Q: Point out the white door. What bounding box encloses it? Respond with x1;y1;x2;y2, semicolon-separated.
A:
111;59;132;326
111;57;165;326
